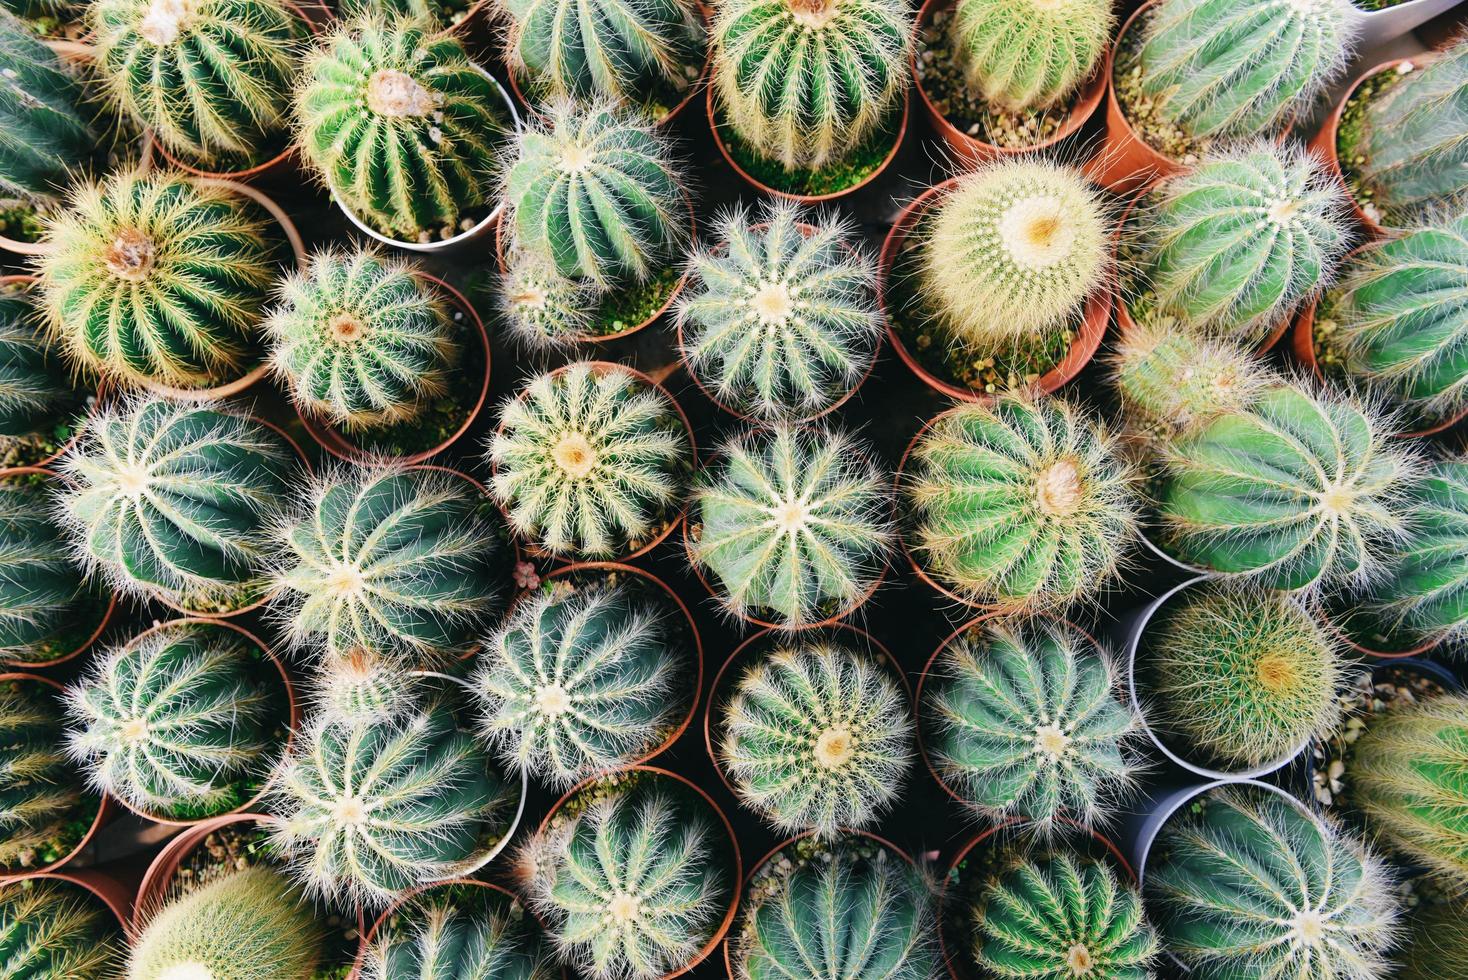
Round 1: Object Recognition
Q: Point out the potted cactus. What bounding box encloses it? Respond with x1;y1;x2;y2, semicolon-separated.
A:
0;278;95;471
0;873;128;977
1396;900;1468;980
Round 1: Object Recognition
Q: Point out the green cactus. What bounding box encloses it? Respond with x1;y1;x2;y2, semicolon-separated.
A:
905;395;1140;611
1141;583;1343;771
0;10;94;200
489;362;690;559
0;0;77;25
272;466;505;664
0;877;124;979
364;882;559;980
56;396;295;610
1139;0;1358;144
732;833;936;980
473;580;690;788
711;0;912;171
1141;144;1350;347
921;159;1109;350
265;248;457;432
499;252;595;350
676;200;881;422
0;285;82;449
1397;901;1468;980
1146;785;1400;980
0;481;96;666
313;646;419;725
972;853;1157;980
504;100;686;290
34;170;276;391
0;677;91;873
297;16;512;243
1154;383;1420;592
63;620;280;820
922;616;1140;833
718;640;912;836
950;0;1113;112
1110;320;1271;436
127;866;323;980
517;770;733;980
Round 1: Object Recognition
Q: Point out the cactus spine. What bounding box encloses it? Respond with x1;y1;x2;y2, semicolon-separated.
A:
950;0;1113;111
365;883;559;980
499;252;595;350
0;480;93;666
1110;321;1271;436
0;877;124;979
0;677;89;872
1397;902;1468;980
0;9;93;200
0;285;81;447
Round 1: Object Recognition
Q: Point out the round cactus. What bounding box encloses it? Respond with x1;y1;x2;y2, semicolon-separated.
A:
297;16;512;242
311;646;420;726
271;466;506;664
1109;321;1272;437
499;251;595;350
34;170;276;391
718;640;912;836
0;877;124;979
676;200;880;422
364;882;559;980
905;395;1140;611
489;362;690;560
0;676;91;873
0;480;96;666
0;9;94;200
0;284;83;449
711;0;912;171
950;0;1113;111
922;616;1140;833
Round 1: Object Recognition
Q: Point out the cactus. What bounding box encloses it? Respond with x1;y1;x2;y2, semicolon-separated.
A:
499;252;595;350
297;16;512;242
676;200;881;422
711;0;911;171
504;100;686;289
1146;785;1400;979
271;466;505;664
1397;901;1468;980
1141;583;1343;770
63;621;279;820
972;853;1157;980
1109;320;1271;436
265;248;457;432
718;640;912;836
517;771;733;980
473;581;690;788
0;677;90;872
364;883;559;980
950;0;1113;112
489;362;690;559
0;9;94;200
1350;694;1468;886
90;0;300;167
906;395;1140;612
127;866;323;980
1138;0;1358;144
0;481;94;666
921;617;1140;834
921;159;1108;350
689;424;892;628
56;396;294;609
312;646;419;725
0;877;124;979
0;285;81;447
34;170;275;391
1142;143;1350;346
732;834;936;980
1155;382;1420;592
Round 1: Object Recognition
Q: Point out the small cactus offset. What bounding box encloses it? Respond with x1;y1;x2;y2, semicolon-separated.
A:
473;580;691;788
906;395;1141;611
56;396;295;609
972;853;1158;980
1141;583;1343;771
364;883;559;980
312;646;420;725
0;9;93;200
1139;0;1358;144
34;170;276;391
126;867;323;980
1109;321;1271;436
489;362;690;559
921;617;1141;833
1141;143;1350;346
0;877;124;979
0;285;81;446
732;834;937;980
1146;785;1400;979
0;677;89;872
504;100;686;289
499;252;595;350
0;481;93;666
298;16;512;242
950;0;1113;111
63;621;279;820
517;771;734;980
690;424;893;628
265;247;457;432
711;0;912;171
271;466;505;664
1155;383;1420;592
718;640;912;836
921;159;1109;350
676;200;881;422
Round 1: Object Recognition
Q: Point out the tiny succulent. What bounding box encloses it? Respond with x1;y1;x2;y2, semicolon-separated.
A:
364;882;559;980
489;362;690;559
676;200;880;422
921;616;1140;833
0;479;94;666
1110;320;1271;437
0;9;93;200
499;251;595;350
0;677;90;873
0;877;124;979
689;424;892;628
718;640;912;836
950;0;1113;112
312;646;420;726
0;284;82;449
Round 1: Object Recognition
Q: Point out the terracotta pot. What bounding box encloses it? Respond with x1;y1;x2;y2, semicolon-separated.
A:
1;867;137;942
910;0;1106;165
1317;597;1446;661
1085;0;1185;194
878;178;1112;403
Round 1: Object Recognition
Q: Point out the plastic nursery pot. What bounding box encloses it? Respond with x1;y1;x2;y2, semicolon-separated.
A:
1130;777;1307;887
296;274;492;466
877;177;1112;404
1084;0;1185;194
909;0;1105;166
1;867;138;943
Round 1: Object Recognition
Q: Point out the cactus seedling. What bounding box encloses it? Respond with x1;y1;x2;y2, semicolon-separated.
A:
499;252;596;350
364;883;559;980
1109;321;1272;437
0;9;94;200
0;877;124;979
0;480;95;666
0;284;83;454
0;677;91;872
950;0;1113;112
